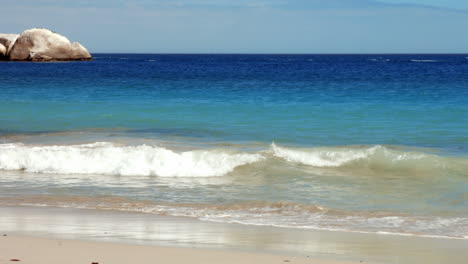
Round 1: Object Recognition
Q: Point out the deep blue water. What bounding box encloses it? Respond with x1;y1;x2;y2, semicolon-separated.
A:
1;54;468;152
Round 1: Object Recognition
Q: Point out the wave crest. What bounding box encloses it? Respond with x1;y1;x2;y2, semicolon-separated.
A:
0;143;264;177
1;142;466;177
270;143;376;167
270;143;466;175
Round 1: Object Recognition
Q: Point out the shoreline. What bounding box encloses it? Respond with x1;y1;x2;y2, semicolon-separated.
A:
1;206;467;264
1;201;466;241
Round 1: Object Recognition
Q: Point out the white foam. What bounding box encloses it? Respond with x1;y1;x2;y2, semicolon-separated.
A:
268;143;452;172
370;58;390;62
410;59;438;62
0;143;264;177
270;143;379;167
5;200;467;239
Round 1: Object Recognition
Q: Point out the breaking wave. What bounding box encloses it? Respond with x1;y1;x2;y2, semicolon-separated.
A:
0;142;467;177
410;59;438;63
269;143;467;175
0;142;263;177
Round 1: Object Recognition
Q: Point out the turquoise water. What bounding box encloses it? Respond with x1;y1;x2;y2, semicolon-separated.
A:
0;54;467;238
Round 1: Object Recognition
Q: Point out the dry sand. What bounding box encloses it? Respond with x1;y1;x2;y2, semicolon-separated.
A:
0;235;355;264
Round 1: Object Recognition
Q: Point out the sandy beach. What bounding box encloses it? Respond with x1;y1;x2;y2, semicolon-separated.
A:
1;206;467;264
1;235;360;264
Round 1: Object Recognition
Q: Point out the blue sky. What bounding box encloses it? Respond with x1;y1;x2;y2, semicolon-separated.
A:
2;0;468;53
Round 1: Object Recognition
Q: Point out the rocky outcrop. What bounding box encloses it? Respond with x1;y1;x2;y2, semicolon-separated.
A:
1;29;92;61
0;43;6;58
0;34;19;56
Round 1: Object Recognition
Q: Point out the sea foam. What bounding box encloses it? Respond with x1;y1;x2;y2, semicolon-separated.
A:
410;59;438;63
0;143;264;177
270;143;375;167
1;142;465;177
269;143;465;174
2;195;466;239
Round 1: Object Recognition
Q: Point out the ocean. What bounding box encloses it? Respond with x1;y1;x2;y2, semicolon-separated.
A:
0;54;467;239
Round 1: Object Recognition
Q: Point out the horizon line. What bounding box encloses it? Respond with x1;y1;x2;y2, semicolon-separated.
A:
90;52;468;55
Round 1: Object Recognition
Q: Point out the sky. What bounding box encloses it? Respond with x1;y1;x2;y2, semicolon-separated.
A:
2;0;468;53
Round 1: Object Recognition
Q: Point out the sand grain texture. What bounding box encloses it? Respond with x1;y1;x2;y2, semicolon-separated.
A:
0;235;354;264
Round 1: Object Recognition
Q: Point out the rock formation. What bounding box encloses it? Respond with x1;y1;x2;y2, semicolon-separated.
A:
0;43;6;58
0;34;19;57
0;29;92;61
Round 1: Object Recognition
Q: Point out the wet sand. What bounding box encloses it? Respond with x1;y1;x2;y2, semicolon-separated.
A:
1;206;467;264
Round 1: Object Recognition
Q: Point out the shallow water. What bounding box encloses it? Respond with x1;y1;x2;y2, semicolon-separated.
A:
0;54;467;239
2;206;468;264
